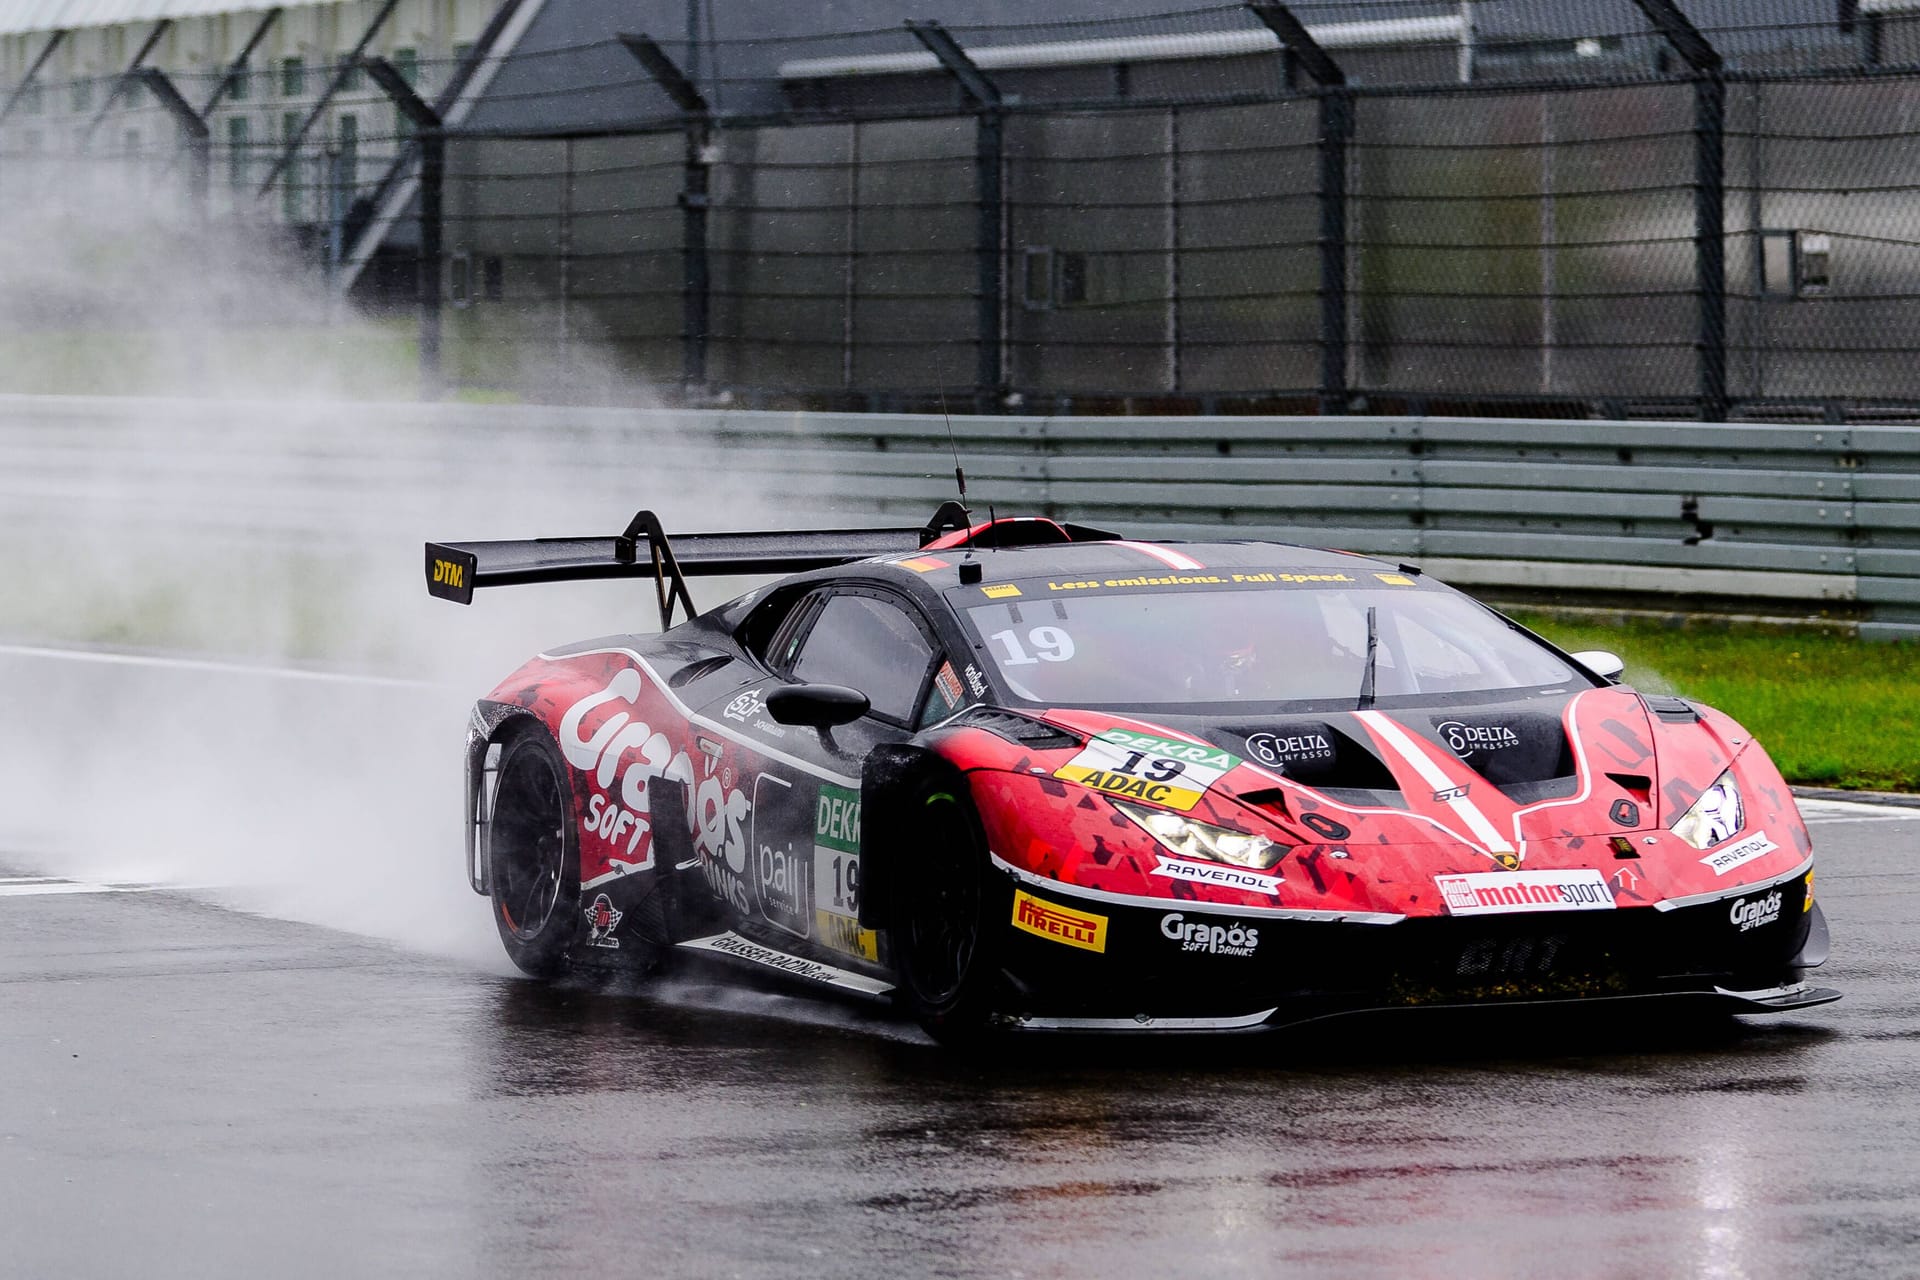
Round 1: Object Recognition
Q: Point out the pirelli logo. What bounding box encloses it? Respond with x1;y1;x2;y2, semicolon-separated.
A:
1011;890;1107;953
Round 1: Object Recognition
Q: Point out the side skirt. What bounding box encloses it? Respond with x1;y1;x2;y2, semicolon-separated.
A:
675;931;896;1001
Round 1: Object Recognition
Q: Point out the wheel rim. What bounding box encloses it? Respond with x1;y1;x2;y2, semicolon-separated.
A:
906;793;981;1006
492;743;568;942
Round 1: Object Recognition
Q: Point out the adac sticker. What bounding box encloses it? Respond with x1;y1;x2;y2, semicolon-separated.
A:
1053;728;1239;812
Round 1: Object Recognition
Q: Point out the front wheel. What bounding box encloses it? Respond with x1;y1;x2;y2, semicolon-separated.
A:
486;725;580;977
892;781;1009;1044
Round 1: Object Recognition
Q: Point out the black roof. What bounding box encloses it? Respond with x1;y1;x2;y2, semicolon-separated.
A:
469;0;1864;135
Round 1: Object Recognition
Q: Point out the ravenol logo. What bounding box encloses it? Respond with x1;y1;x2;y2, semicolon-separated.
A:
1011;890;1107;953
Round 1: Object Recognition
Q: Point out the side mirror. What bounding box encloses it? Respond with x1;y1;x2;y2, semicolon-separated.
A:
1571;649;1626;681
766;682;869;728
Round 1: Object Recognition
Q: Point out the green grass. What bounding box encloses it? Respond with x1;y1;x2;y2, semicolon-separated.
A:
1514;614;1920;793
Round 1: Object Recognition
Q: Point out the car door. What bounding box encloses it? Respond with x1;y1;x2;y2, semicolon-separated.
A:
696;584;947;967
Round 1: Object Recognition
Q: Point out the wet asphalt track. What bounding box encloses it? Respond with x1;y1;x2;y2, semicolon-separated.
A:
1;798;1916;1279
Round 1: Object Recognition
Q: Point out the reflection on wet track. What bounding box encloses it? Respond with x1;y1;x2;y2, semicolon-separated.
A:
1;801;1917;1278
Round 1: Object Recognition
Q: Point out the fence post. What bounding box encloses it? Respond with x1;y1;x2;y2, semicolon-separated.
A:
620;34;713;399
975;109;1005;413
907;20;1004;413
326;148;347;283
1695;73;1728;421
136;68;211;221
1631;0;1726;421
1317;89;1352;415
361;55;445;399
1248;3;1349;414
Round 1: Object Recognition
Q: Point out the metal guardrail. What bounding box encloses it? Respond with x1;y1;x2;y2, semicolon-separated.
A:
3;396;1915;637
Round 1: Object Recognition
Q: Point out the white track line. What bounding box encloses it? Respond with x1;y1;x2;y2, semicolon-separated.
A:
0;880;166;898
0;643;434;689
1800;797;1920;823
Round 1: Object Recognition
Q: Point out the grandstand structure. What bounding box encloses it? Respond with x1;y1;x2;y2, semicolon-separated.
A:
8;2;1920;418
0;0;533;285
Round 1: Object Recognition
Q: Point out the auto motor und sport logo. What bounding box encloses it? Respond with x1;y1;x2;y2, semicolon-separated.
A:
1436;721;1520;757
1011;890;1108;952
1730;888;1784;933
1160;912;1261;957
1434;869;1616;916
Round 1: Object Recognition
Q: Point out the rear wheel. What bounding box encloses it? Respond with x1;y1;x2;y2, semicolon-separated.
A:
893;782;1008;1044
487;726;579;977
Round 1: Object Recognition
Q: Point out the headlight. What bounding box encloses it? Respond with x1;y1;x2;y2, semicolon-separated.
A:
1671;770;1743;850
1111;800;1285;870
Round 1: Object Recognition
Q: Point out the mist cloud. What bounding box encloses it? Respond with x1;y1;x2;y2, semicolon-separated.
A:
0;157;805;968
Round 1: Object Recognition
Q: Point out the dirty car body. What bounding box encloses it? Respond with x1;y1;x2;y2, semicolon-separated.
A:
427;506;1837;1040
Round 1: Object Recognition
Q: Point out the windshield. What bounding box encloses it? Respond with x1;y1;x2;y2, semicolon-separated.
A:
962;581;1583;708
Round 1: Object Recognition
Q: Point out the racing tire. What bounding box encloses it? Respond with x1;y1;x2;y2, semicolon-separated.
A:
892;779;1010;1046
486;724;581;978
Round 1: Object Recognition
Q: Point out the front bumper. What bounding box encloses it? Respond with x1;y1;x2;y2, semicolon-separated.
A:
988;854;1834;1032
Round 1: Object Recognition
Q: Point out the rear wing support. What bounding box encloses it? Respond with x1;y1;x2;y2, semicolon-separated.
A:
616;508;698;630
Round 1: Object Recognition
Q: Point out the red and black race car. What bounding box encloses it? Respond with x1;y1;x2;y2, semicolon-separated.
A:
426;503;1836;1041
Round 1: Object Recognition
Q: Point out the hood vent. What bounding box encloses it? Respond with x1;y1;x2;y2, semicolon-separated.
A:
954;707;1081;750
1641;694;1700;723
1231;720;1399;796
1426;710;1576;803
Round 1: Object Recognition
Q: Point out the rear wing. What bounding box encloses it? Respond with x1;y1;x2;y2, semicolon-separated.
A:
425;504;972;629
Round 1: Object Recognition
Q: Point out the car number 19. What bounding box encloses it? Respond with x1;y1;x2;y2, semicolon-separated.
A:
989;626;1076;665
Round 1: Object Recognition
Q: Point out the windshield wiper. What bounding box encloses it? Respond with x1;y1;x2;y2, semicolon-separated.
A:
1356;605;1378;710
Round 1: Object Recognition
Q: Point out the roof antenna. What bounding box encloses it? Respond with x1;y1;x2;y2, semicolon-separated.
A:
941;390;969;520
941;391;985;584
